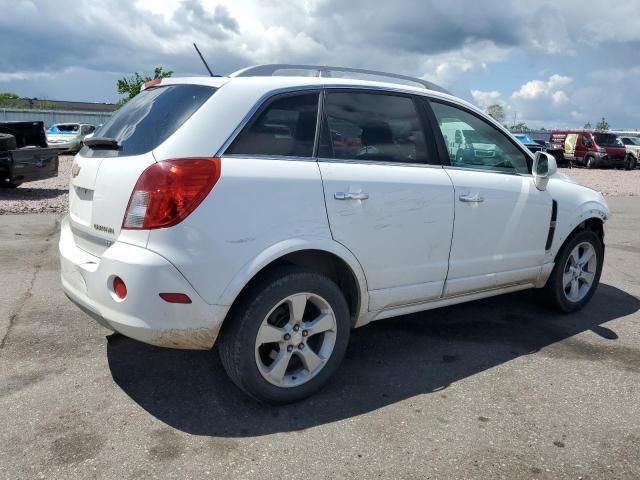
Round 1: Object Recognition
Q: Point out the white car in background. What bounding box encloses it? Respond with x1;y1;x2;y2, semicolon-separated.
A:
619;136;640;169
59;65;609;404
46;123;95;153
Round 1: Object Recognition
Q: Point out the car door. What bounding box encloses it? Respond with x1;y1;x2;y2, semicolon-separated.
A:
318;90;454;311
426;100;553;297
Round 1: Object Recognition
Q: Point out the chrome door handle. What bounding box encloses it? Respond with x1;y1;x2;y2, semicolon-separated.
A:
458;193;484;203
335;192;369;200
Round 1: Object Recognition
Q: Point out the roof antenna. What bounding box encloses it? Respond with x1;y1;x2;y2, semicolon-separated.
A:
193;43;216;77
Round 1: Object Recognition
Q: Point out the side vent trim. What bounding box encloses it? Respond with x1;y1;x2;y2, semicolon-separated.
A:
545;200;558;250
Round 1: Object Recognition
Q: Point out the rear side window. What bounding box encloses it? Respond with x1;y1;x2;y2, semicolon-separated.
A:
81;84;215;158
319;91;429;164
227;93;319;157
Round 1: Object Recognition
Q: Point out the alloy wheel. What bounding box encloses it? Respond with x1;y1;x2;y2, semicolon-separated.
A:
563;241;597;302
254;293;337;388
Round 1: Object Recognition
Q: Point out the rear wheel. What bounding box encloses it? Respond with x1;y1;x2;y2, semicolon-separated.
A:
218;266;350;404
585;155;595;169
626;154;637;170
540;229;603;313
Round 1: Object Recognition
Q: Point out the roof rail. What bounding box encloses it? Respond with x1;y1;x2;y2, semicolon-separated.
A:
230;64;450;95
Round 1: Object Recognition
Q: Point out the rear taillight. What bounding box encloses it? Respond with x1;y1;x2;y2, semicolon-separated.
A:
123;157;221;230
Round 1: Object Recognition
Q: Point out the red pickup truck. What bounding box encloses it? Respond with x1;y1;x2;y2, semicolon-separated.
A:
0;121;60;188
550;129;630;169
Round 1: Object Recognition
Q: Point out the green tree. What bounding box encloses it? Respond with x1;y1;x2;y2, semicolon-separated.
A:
486;104;505;123
0;92;21;108
583;121;592;129
116;67;173;106
595;117;609;130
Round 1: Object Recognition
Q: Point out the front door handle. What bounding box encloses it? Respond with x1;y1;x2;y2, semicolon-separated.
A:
459;193;484;203
335;192;369;201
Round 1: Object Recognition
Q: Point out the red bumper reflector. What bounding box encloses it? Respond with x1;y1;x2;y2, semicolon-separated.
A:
159;293;192;304
113;276;127;299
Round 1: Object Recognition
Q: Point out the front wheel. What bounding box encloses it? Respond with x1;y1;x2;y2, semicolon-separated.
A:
626;154;637;170
585;156;595;169
218;267;351;404
540;229;604;313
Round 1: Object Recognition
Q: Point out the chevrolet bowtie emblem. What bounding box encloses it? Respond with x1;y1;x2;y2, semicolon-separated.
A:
71;162;81;178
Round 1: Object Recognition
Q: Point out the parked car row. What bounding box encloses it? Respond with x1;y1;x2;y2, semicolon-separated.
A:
516;130;638;170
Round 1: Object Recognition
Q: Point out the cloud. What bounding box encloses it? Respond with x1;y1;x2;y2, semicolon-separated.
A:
511;74;572;101
471;90;503;109
0;0;639;127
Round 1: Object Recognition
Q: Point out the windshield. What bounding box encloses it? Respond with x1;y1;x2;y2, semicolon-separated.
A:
594;133;622;147
49;124;79;134
81;84;215;157
626;137;640;146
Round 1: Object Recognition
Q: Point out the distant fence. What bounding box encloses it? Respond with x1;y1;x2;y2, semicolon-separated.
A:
0;108;113;128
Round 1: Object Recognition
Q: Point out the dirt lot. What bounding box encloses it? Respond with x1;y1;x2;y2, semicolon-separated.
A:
1;167;640;478
0;157;638;216
0;155;72;215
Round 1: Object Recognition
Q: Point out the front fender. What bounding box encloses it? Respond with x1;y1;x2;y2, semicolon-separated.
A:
218;237;370;321
549;198;608;259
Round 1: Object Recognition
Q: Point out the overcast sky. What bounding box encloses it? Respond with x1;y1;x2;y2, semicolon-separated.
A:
1;0;638;128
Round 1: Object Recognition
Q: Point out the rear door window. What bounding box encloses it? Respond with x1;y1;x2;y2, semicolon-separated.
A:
81;84;215;158
319;91;430;164
226;93;319;157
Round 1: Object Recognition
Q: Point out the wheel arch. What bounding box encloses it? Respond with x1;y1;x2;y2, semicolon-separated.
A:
219;239;369;326
553;212;605;264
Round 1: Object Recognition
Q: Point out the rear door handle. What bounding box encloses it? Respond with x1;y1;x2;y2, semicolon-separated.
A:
335;192;369;200
458;193;484;203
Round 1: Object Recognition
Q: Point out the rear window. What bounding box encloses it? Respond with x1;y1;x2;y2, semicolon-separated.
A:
80;84;215;158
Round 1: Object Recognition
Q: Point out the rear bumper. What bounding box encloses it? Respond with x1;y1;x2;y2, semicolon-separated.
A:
59;216;229;349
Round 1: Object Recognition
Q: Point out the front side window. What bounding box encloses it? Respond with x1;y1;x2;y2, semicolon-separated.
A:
227;93;319;157
593;133;623;147
430;101;529;174
320;91;429;164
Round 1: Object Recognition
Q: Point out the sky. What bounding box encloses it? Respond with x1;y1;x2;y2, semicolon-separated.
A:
1;0;639;129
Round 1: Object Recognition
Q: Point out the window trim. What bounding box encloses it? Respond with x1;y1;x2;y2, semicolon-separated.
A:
223;89;322;159
425;98;533;176
317;87;439;166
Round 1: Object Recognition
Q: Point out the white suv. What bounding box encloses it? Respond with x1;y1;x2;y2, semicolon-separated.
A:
60;64;609;403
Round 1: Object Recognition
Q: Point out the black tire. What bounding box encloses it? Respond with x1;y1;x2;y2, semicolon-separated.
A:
626;154;637;171
218;266;351;404
0;133;17;152
540;229;604;313
585;155;595;169
1;181;22;188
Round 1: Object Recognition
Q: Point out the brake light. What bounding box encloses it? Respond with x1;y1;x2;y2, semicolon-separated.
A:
143;78;162;89
123;157;221;230
113;276;127;299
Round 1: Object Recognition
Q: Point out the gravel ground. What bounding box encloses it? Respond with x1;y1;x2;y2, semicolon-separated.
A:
0;157;637;215
0;155;72;215
560;167;640;197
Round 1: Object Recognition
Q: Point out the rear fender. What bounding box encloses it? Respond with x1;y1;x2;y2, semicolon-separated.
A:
218;237;369;324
